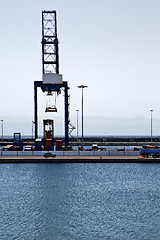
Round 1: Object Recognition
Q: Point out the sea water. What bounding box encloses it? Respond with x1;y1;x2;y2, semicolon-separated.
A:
0;163;160;240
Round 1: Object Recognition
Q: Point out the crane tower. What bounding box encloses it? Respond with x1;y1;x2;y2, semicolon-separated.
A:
34;10;69;148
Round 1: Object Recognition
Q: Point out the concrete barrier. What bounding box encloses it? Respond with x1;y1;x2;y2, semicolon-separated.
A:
0;150;139;157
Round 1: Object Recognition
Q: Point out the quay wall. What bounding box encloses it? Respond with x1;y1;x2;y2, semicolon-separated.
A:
0;155;160;164
1;150;160;163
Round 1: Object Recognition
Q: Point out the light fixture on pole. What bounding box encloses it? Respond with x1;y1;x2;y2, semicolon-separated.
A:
32;121;35;139
77;85;88;150
76;110;79;144
150;109;153;143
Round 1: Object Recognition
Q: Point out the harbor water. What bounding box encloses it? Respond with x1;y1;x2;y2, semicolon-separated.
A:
0;163;160;239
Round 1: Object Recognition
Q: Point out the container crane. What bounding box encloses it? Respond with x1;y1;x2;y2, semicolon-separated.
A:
34;10;69;148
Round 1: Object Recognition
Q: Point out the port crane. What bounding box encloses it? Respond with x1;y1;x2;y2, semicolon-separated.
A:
34;10;69;148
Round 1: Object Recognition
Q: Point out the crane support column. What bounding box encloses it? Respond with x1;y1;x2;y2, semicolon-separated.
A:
34;81;38;139
34;81;43;139
64;81;69;148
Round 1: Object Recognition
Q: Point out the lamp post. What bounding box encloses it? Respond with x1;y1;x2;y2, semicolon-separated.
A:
150;110;153;143
76;110;79;144
1;120;3;143
32;121;35;139
77;85;88;150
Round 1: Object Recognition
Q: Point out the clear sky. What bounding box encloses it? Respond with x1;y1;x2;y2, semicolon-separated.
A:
1;0;160;136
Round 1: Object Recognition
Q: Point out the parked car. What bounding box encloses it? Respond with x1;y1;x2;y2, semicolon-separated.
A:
43;152;56;158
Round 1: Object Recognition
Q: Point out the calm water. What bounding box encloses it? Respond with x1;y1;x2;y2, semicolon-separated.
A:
0;163;160;240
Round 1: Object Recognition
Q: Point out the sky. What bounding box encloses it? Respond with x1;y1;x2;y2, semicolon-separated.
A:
1;0;160;136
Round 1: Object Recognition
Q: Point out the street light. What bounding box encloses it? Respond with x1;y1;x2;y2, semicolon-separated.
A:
1;120;3;143
150;110;153;143
76;110;79;144
32;121;35;139
77;85;88;150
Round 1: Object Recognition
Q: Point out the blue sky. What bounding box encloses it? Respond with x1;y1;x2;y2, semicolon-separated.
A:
0;0;160;136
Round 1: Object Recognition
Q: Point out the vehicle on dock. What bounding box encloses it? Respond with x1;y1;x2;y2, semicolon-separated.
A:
117;147;125;151
24;145;33;151
134;147;141;151
3;145;13;151
92;144;98;150
43;152;56;159
140;148;160;158
143;145;160;149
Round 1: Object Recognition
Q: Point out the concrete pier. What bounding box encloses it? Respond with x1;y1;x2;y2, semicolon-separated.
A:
0;156;160;163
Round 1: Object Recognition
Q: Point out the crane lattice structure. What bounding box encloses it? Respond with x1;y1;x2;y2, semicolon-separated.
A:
42;11;59;74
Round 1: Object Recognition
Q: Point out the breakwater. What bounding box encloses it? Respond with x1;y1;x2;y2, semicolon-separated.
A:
0;136;160;147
